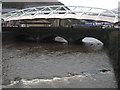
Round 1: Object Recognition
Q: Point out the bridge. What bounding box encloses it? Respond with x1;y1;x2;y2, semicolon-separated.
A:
2;5;119;46
2;5;119;23
2;26;117;46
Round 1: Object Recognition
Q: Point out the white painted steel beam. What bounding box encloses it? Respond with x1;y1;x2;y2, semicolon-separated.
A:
2;5;119;23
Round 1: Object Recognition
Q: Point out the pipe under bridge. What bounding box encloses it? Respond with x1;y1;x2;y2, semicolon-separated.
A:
2;5;119;23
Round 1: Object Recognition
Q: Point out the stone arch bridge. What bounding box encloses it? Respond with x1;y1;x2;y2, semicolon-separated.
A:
2;26;116;46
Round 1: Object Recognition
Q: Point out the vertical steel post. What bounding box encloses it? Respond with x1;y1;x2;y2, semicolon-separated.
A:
0;1;2;86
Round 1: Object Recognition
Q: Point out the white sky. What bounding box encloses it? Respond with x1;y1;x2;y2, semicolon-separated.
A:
58;0;119;10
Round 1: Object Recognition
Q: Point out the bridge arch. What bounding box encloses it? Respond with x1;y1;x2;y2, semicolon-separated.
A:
55;36;68;43
40;35;69;43
15;33;34;41
74;36;107;46
82;37;104;45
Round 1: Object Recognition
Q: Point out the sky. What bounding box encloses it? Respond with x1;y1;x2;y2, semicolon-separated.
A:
58;0;119;10
0;0;119;10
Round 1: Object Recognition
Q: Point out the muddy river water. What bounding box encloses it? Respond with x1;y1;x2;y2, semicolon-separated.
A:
1;37;118;88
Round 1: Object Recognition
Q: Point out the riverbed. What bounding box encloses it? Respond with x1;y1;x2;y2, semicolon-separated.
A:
1;37;118;88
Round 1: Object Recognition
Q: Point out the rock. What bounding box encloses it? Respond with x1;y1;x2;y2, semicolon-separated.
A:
14;77;22;81
99;69;111;73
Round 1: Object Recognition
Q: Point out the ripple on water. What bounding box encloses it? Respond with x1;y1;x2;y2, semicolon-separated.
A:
2;38;117;88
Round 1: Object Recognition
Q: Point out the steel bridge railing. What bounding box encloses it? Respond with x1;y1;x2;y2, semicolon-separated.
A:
2;5;119;23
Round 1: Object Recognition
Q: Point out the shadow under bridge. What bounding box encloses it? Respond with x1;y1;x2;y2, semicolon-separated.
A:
2;26;115;46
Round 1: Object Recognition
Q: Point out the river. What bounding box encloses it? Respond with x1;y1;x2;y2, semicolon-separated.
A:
1;37;117;88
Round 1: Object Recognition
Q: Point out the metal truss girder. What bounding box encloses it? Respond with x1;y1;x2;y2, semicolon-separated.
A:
2;5;119;23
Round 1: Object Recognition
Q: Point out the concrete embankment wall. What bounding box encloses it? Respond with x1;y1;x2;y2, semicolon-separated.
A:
108;31;120;89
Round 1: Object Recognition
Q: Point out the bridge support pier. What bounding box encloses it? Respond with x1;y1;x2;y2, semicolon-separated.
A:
67;37;83;44
75;38;83;44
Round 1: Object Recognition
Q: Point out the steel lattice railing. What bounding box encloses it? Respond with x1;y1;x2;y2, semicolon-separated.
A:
2;5;119;23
